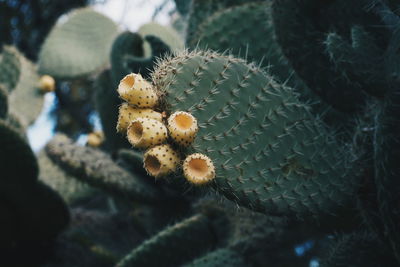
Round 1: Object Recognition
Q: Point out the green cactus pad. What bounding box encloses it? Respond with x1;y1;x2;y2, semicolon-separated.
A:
320;232;397;267
117;149;149;177
373;88;400;261
16;181;70;241
38;150;97;205
152;50;358;219
116;214;215;267
110;31;144;84
183;248;247;267
324;26;385;97
123;35;171;79
45;134;162;203
174;0;192;15
94;70;130;153
186;0;263;46
0;119;38;186
0;198;20;244
0;84;8;118
0;45;21;92
138;22;184;55
38;8;118;79
8;52;43;128
193;2;290;82
271;0;384;112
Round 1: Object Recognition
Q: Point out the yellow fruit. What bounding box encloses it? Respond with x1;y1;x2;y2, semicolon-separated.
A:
167;111;198;146
183;153;215;185
116;103;162;133
143;144;180;178
87;131;104;147
39;75;55;93
127;118;167;149
117;73;158;108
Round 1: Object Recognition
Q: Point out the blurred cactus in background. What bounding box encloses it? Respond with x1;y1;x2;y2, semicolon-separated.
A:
1;0;400;266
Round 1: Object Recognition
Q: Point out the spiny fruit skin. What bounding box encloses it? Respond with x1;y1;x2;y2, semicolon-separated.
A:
152;50;358;219
167;111;199;147
183;153;215;186
117;73;158;108
127;118;168;149
143;144;180;178
117;103;163;133
38;75;56;93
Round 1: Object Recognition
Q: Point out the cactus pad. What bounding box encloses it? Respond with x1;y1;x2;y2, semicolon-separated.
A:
152;50;358;219
38;8;118;79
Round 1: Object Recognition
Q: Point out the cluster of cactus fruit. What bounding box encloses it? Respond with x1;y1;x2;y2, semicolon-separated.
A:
2;0;400;266
116;72;215;184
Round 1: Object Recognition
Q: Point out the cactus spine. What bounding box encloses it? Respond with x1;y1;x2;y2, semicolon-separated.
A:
152;50;359;219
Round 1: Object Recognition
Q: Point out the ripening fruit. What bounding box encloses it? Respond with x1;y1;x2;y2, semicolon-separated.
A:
39;75;56;93
86;131;104;147
143;144;180;178
116;103;163;133
183;153;215;185
117;73;158;108
167;111;198;146
127;118;167;149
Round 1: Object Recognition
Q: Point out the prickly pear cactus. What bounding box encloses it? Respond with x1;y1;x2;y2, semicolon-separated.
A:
185;0;263;46
0;85;8;118
271;0;386;112
152;50;359;220
38;8;118;79
110;32;144;84
0;45;44;128
0;120;69;245
138;22;184;54
0;46;21;91
116;214;218;267
8;49;44;127
192;2;290;81
183;248;247;267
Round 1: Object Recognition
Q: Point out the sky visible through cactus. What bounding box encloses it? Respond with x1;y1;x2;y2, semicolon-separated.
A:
27;0;174;152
